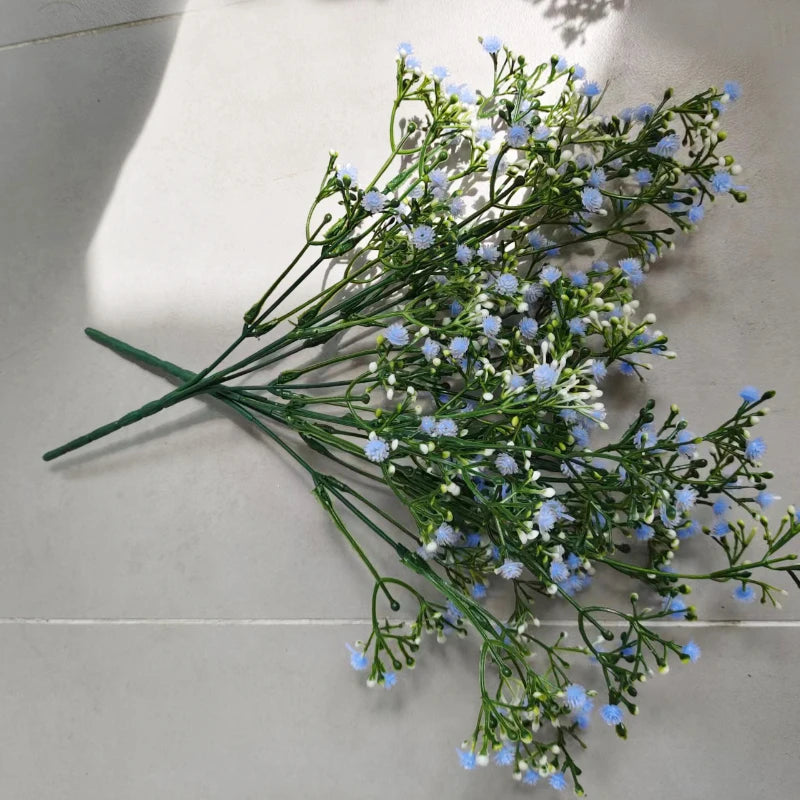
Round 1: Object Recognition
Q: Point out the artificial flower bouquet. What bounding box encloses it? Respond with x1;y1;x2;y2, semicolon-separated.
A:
44;37;798;793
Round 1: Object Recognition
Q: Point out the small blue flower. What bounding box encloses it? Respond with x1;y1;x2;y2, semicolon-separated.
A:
600;704;624;725
482;315;502;338
406;55;421;70
522;770;540;785
383;672;398;689
540;265;562;284
733;584;756;603
429;168;448;188
634;103;655;122
549;772;568;791
450;300;463;317
421;337;440;361
572;63;586;80
495;273;519;296
449;336;470;360
528;231;559;254
581;186;604;212
533;363;560;390
533;123;551;141
745;437;766;461
482;34;503;54
508;373;526;391
495;452;518;476
712;498;729;516
687;204;705;224
361;190;387;214
566;552;582;570
555;55;568;71
724;81;742;101
739;386;760;403
681;641;701;663
346;643;369;671
550;561;570;583
336;163;358;185
572;425;590;448
431;65;449;82
397;42;413;57
568;317;587;336
565;684;587;709
506;124;529;148
590;360;607;383
565;273;587;292
471;582;487;599
650;132;681;157
494;744;515;766
457;749;477;770
586;168;606;188
619;257;644;286
665;596;688;619
419;416;436;435
496;559;523;580
383;322;409;347
675;486;698;512
677;430;697;457
364;437;390;463
455;244;474;264
635;167;652;185
580;80;601;97
475;124;494;142
756;491;778;508
435;523;458;545
519;317;539;339
677;519;700;540
412;224;435;250
478;243;500;263
636;523;655;541
449;196;466;217
434;418;458;438
711;171;733;193
712;519;730;538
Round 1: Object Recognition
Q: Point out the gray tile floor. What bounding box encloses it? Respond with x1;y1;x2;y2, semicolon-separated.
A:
2;0;799;797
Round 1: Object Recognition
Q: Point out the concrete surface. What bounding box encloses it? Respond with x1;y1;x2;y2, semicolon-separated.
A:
1;0;799;797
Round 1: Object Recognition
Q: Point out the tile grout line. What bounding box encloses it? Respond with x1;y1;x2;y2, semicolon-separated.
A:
0;13;188;52
1;618;799;628
0;1;258;53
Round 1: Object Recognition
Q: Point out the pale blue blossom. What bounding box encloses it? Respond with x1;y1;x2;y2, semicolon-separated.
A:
482;315;502;337
533;363;560;390
650;133;681;157
482;35;503;54
449;336;470;360
455;244;474;264
745;437;766;461
346;643;368;670
496;559;523;580
421;337;441;361
361;190;387;214
383;322;409;347
581;186;603;212
495;452;518;476
600;704;624;725
412;224;435;249
507;124;529;148
519;317;539;339
619;257;644;285
364;437;390;463
336;163;358;185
